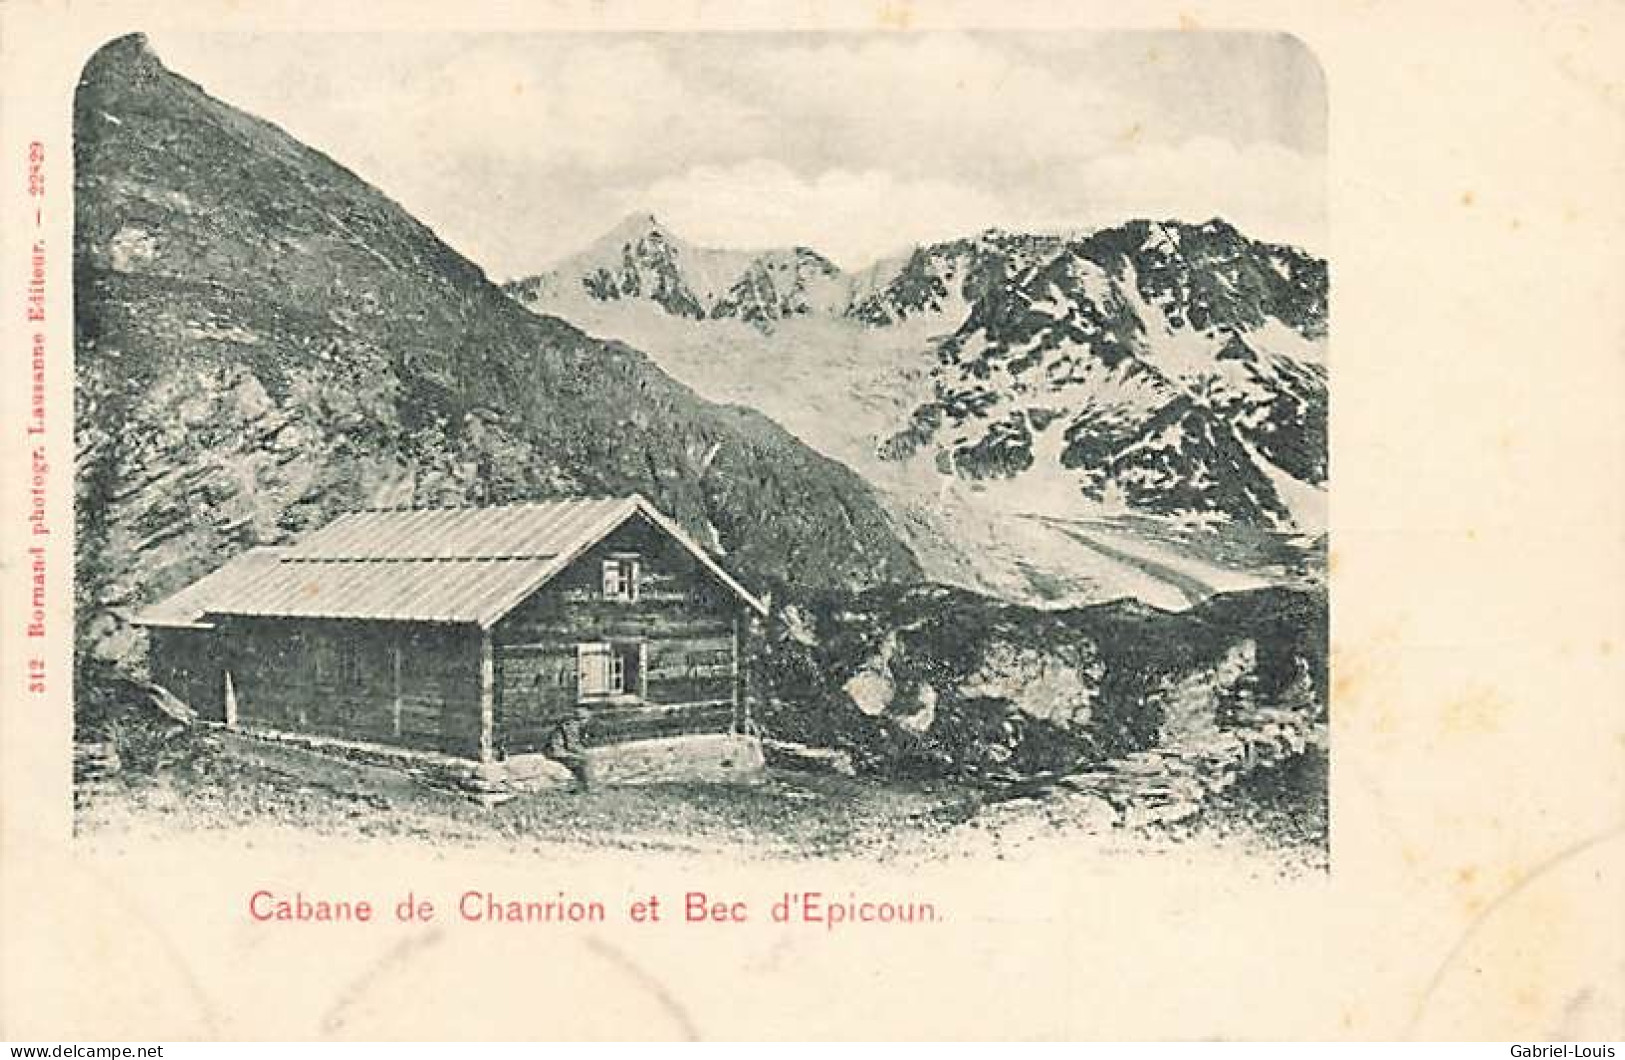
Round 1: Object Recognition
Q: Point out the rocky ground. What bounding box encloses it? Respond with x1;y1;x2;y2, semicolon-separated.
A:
750;583;1327;782
74;702;1327;873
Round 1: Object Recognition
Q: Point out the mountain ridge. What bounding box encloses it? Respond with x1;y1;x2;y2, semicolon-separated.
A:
505;212;1328;536
504;215;1106;331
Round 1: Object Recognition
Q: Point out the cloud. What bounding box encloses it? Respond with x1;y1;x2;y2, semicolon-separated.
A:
613;138;1324;270
622;160;1010;267
149;31;1327;275
1071;137;1327;253
339;38;770;177
722;34;1138;179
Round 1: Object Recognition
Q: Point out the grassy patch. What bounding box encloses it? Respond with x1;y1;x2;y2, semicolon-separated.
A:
73;721;1325;869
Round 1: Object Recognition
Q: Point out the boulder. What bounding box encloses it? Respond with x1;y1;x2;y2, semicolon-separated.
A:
762;739;857;777
502;753;577;792
579;734;765;787
843;633;898;716
896;682;937;734
1056;793;1119;832
960;641;1100;727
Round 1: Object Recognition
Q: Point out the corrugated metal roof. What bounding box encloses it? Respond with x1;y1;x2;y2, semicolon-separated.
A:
131;547;289;628
203;553;562;625
285;496;631;561
134;495;767;629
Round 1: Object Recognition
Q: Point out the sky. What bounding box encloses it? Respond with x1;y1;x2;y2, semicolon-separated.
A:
151;30;1326;278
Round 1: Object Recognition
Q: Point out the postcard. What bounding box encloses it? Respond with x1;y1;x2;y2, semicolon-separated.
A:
0;0;1620;1042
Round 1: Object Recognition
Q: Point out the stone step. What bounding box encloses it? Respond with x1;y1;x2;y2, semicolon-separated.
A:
578;733;765;787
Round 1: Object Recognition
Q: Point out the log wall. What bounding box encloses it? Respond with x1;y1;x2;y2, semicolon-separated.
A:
493;515;747;753
147;626;227;722
213;617;483;759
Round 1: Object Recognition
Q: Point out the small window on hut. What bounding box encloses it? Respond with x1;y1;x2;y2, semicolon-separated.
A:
601;555;640;602
576;641;644;699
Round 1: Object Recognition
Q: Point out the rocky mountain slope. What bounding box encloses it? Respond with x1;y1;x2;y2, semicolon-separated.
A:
845;230;1068;326
504;214;851;326
887;219;1327;529
73;35;920;667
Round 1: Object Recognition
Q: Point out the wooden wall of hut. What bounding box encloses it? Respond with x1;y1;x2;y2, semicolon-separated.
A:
147;627;227;723
492;517;743;754
214;616;483;758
